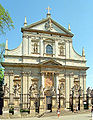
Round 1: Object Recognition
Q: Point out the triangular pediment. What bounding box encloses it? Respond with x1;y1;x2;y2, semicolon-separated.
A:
21;17;74;37
39;59;62;66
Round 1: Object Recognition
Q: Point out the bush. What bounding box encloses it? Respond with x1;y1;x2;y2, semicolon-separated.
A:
20;109;30;113
9;106;14;115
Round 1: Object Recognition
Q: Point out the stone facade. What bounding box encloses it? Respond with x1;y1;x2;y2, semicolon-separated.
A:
2;12;89;113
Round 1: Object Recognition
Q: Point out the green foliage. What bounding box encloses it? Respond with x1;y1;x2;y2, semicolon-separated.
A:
20;109;30;113
0;43;5;84
0;42;5;62
0;4;14;34
0;67;4;84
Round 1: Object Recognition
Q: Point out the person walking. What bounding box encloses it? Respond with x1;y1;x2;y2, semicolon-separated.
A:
91;106;93;119
57;108;60;118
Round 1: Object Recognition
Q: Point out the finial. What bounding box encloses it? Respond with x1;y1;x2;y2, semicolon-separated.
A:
5;39;8;49
24;16;27;26
68;24;71;31
82;47;85;57
46;6;51;17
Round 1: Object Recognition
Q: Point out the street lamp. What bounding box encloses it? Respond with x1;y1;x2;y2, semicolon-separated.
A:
71;86;74;112
78;86;81;110
58;86;60;109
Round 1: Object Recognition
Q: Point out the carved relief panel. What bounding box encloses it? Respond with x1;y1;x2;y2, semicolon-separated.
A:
45;73;54;89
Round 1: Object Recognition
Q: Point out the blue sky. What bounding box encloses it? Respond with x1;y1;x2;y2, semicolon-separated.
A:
0;0;93;88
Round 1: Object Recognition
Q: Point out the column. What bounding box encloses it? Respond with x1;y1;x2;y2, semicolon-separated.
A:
40;72;45;112
9;71;14;94
41;73;44;89
55;73;59;108
40;39;43;56
20;72;23;109
28;36;30;55
55;40;58;57
65;74;70;109
4;71;14;107
23;72;28;108
29;37;32;55
70;73;74;91
79;74;83;90
22;34;28;55
79;74;83;109
4;72;9;98
82;75;86;101
54;73;56;90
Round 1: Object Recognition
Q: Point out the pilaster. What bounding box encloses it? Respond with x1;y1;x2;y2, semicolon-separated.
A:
22;34;28;55
65;74;70;109
41;72;44;89
55;73;59;107
55;40;58;57
5;71;14;105
79;74;83;90
83;74;86;100
69;73;74;93
40;38;43;56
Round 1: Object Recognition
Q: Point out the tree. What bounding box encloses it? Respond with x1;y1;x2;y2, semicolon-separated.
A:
0;4;14;34
0;43;5;115
0;43;5;81
0;4;14;114
0;43;5;62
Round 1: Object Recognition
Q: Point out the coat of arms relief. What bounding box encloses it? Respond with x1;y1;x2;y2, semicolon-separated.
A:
45;19;53;31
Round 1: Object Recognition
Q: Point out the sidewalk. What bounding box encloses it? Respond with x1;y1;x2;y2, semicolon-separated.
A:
0;109;91;119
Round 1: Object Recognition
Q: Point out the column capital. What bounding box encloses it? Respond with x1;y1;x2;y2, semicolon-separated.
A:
39;72;44;76
64;73;69;77
21;71;31;76
69;72;74;76
55;72;59;76
5;70;14;76
22;34;28;38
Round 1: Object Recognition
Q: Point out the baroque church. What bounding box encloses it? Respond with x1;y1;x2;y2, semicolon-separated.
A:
2;7;89;113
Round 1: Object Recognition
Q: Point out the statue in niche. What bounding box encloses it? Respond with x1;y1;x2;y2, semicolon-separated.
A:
4;83;9;96
13;84;21;97
51;86;56;96
30;83;38;97
60;83;65;96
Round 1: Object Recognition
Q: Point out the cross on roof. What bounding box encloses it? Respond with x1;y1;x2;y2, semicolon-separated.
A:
46;6;51;14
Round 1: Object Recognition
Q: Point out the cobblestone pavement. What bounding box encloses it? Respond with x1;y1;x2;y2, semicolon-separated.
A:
0;113;92;120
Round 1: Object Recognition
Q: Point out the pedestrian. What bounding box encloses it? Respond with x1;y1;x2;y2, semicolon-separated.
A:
91;106;93;118
57;108;60;118
76;106;78;112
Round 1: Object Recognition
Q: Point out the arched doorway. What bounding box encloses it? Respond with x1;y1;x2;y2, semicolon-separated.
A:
44;90;52;112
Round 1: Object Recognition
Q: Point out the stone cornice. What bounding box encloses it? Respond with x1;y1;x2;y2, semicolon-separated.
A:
21;33;72;42
4;55;87;62
21;28;73;38
2;62;89;70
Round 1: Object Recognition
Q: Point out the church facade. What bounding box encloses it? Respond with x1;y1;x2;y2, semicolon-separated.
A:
2;10;89;113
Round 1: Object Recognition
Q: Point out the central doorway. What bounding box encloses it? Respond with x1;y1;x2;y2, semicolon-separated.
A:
46;96;52;112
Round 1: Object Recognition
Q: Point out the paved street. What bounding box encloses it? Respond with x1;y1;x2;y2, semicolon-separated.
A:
1;113;92;120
